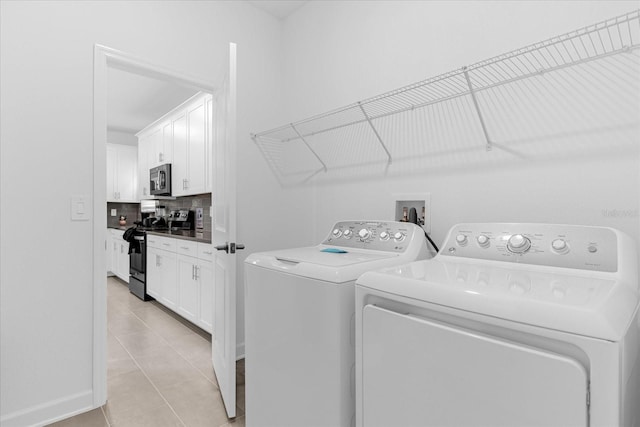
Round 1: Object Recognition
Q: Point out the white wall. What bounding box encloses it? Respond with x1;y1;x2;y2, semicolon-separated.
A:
278;1;640;252
0;1;299;425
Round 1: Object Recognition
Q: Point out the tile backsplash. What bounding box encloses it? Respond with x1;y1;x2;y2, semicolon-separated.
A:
106;203;140;228
107;193;212;232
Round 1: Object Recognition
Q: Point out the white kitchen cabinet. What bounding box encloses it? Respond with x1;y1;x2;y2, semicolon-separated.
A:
146;235;214;333
137;132;152;199
172;112;188;196
148;247;177;309
108;229;129;283
106;143;137;202
137;93;212;197
198;258;214;332
177;254;199;324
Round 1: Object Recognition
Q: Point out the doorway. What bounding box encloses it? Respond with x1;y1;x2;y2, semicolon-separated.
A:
93;45;218;407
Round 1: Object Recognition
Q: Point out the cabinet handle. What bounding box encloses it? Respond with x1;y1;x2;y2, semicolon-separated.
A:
159;152;163;162
163;243;171;247
156;254;161;267
180;246;189;250
203;251;212;255
191;264;195;280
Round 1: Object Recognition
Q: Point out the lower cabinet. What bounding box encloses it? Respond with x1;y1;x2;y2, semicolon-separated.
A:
147;246;178;311
108;228;129;283
146;234;213;333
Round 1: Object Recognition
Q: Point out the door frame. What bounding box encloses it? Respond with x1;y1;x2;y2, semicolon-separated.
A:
92;44;216;405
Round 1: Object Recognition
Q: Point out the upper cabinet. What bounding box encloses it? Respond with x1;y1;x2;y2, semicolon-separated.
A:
137;92;212;198
106;143;138;202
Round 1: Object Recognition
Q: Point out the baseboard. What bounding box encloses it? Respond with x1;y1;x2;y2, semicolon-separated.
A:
1;390;94;427
236;341;245;360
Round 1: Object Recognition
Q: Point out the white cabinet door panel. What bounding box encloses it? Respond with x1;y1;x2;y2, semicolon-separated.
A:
177;255;199;324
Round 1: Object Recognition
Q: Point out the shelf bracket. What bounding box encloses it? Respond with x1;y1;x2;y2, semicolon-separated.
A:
358;102;392;165
290;124;328;172
463;67;493;151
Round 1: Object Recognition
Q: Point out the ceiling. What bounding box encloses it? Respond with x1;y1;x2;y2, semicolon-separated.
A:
246;0;308;19
107;1;309;137
107;67;201;135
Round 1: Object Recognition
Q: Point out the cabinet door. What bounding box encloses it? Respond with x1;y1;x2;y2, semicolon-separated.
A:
116;145;137;202
106;145;118;201
159;250;178;311
161;122;173;165
117;240;130;283
198;259;214;333
177;255;199;324
172;112;188;196
146;127;162;168
205;96;214;192
146;247;161;299
138;136;150;199
107;232;117;275
186;102;207;195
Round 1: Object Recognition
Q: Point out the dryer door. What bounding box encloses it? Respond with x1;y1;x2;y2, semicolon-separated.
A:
361;305;588;427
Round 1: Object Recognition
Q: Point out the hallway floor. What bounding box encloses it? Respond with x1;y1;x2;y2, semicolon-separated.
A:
49;277;245;427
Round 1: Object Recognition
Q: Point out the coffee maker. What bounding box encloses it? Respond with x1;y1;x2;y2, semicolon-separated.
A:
168;210;195;230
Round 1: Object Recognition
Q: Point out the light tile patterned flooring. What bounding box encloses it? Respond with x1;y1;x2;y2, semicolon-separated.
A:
49;277;245;427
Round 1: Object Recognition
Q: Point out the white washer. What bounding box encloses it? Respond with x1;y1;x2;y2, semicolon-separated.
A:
245;220;433;427
355;223;640;427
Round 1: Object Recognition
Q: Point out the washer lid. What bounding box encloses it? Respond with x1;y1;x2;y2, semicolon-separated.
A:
356;258;639;341
245;245;400;283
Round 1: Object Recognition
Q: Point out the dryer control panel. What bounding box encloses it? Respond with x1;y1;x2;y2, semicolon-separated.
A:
322;221;421;253
440;223;619;272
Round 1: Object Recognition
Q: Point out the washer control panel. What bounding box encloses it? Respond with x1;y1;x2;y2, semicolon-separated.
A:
323;221;418;252
440;223;618;272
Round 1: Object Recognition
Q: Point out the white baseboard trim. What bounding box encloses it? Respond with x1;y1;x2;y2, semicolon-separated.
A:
236;341;245;360
1;390;94;427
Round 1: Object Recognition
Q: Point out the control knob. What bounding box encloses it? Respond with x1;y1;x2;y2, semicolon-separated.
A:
456;234;468;246
358;228;371;240
551;239;569;254
343;229;353;239
476;235;490;248
332;228;342;238
393;232;405;242
507;234;531;254
379;231;390;241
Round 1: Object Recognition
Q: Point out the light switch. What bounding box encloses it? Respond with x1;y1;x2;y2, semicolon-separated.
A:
71;195;91;221
111;208;117;217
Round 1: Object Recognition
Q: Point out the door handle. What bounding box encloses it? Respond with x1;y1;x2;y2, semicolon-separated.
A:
215;242;245;254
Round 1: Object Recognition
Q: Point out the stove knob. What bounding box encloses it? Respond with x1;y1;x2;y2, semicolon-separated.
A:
551;239;569;254
507;234;531;254
393;232;406;242
456;234;468;246
379;231;390;241
477;235;490;248
343;229;353;239
358;228;371;240
332;228;342;238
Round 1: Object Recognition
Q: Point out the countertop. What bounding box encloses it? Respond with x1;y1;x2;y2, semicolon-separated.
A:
108;226;212;244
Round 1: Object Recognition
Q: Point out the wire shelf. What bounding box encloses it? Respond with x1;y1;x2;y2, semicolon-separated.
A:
252;10;640;182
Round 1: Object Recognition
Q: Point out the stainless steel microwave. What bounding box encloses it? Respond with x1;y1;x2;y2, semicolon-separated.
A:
150;164;171;196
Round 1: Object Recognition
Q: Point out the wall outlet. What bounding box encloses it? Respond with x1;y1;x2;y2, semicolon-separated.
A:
110;208;117;217
393;193;431;233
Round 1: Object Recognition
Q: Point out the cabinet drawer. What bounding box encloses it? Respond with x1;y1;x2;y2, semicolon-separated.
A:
198;243;214;260
147;235;177;251
177;240;198;256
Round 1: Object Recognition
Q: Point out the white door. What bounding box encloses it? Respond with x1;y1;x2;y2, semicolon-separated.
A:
211;42;238;419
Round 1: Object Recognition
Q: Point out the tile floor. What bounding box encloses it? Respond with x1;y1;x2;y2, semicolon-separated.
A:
49;277;245;427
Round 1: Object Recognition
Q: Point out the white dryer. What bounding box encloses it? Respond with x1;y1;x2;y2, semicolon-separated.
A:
355;223;640;427
244;221;433;427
